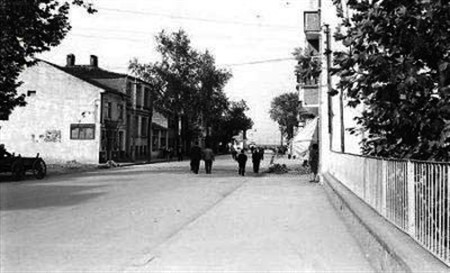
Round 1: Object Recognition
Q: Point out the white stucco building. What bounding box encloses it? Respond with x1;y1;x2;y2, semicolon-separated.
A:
0;55;170;164
295;0;363;174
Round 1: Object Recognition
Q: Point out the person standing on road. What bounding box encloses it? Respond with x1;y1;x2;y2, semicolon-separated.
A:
252;148;262;173
202;146;215;174
190;142;202;174
237;149;248;176
309;143;319;182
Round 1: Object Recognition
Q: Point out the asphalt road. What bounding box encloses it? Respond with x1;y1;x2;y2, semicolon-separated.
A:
0;155;374;272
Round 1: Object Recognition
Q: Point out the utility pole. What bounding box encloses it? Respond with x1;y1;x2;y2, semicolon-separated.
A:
324;24;333;150
147;88;153;163
339;88;345;152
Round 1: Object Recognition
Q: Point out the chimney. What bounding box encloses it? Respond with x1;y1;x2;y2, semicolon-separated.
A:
90;55;98;67
66;54;75;66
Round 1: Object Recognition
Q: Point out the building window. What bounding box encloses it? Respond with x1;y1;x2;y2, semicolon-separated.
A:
118;104;124;120
126;82;132;97
144;87;150;108
104;102;112;119
134;116;139;137
126;81;133;106
136;83;142;108
152;129;159;151
141;117;148;137
118;131;124;150
70;124;95;140
27;90;37;97
160;132;167;148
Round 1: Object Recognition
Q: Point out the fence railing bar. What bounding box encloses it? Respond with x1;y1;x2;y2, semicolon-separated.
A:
329;151;450;266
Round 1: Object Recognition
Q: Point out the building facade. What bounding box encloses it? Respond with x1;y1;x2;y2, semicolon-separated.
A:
297;0;362;175
0;55;170;164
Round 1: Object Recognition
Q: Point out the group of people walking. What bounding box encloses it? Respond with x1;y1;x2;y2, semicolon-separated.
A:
235;147;264;176
188;142;319;181
189;143;264;176
189;143;215;174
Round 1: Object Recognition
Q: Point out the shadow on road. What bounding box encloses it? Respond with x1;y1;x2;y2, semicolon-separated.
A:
0;184;106;211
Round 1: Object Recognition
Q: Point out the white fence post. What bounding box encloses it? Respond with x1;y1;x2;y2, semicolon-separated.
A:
381;160;387;217
407;161;416;237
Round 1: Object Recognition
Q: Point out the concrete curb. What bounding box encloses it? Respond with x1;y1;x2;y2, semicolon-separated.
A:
322;172;449;273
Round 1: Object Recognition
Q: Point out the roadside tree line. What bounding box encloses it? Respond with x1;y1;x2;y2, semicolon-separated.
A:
129;29;253;154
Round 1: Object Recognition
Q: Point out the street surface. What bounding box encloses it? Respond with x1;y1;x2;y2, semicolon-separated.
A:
1;155;374;272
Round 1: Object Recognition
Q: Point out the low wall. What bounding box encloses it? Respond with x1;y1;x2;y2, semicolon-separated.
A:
322;172;449;273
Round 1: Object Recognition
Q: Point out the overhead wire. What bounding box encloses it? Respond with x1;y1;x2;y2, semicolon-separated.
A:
222;57;296;67
96;6;299;30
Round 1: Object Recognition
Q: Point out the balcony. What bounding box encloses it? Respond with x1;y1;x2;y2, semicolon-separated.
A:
304;11;320;41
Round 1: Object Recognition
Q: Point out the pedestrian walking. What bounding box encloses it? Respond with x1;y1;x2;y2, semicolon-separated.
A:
237;149;248;176
252;148;262;173
190;142;202;174
259;147;264;160
309;143;319;182
202;146;215;174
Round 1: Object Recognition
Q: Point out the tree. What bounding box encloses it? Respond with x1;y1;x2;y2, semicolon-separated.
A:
269;92;303;141
0;0;96;118
293;47;322;85
129;29;232;149
331;0;450;160
196;50;232;137
212;100;253;149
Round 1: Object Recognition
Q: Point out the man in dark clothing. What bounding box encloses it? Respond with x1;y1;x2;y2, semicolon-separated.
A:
237;149;248;176
309;143;319;182
202;146;215;174
252;148;262;173
190;142;202;174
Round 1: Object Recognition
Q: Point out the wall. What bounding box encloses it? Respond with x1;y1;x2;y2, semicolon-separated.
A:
318;0;364;174
0;61;102;164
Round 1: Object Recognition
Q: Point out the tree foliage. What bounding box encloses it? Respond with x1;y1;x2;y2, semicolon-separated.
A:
293;47;322;85
269;92;302;141
332;0;450;160
129;29;234;145
211;99;254;150
0;0;96;118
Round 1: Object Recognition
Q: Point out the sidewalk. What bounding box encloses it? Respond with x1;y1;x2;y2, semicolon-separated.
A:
125;172;375;272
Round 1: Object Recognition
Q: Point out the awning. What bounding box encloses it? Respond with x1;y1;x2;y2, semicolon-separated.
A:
290;117;318;158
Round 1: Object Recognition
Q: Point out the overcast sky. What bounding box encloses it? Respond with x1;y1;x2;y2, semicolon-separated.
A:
39;0;305;145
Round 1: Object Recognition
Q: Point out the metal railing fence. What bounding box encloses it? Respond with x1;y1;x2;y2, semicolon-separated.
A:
328;152;449;266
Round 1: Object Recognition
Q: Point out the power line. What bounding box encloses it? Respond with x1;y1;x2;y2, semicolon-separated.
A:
70;32;299;50
97;6;299;30
63;57;297;70
71;33;150;42
223;57;296;67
